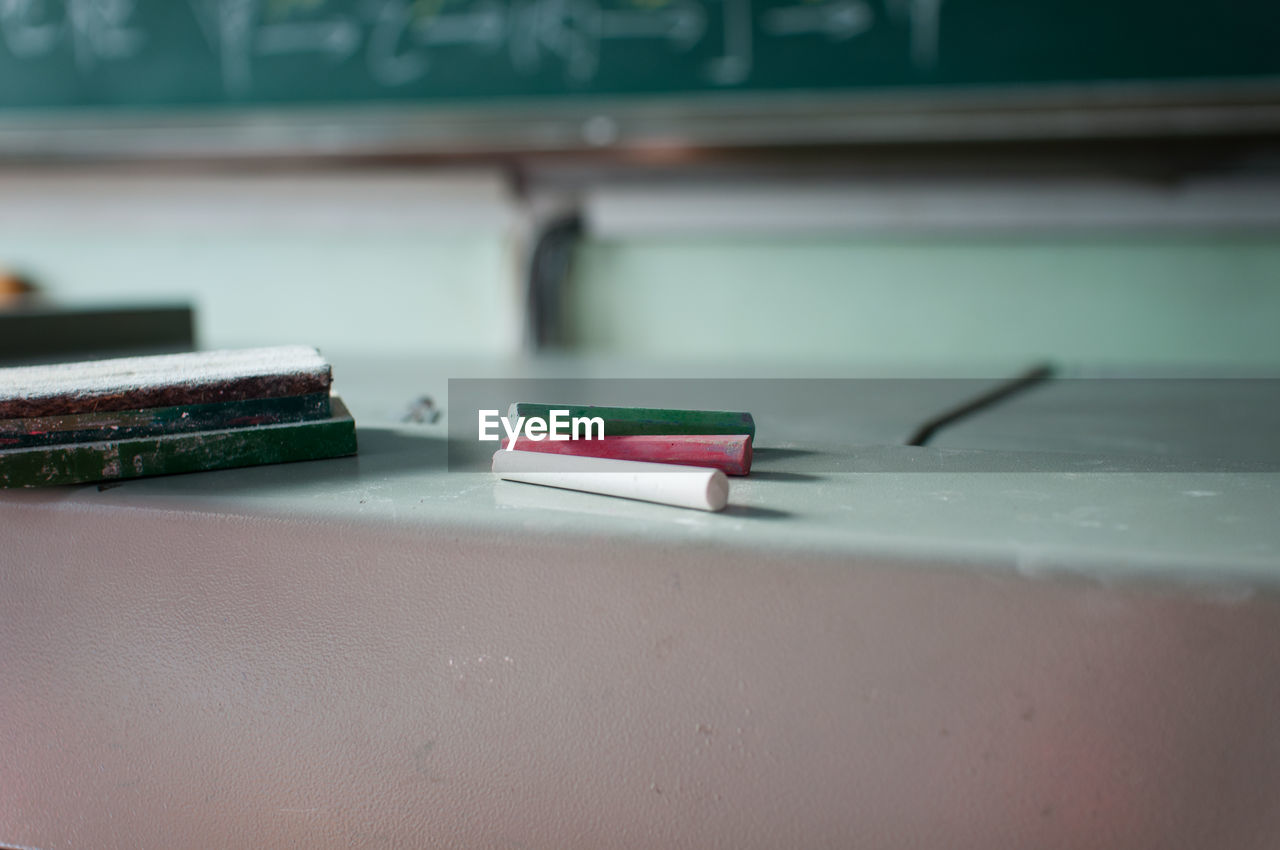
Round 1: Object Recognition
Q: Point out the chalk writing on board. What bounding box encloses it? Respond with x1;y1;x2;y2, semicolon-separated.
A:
702;0;749;84
256;14;361;58
505;0;708;83
763;0;873;42
0;0;144;67
413;0;505;48
0;0;62;57
67;0;145;68
367;0;426;86
1;0;949;94
889;0;943;68
190;0;255;93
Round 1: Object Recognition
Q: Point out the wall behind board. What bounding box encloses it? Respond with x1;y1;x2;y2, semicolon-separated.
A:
3;167;1277;370
567;236;1280;369
0;171;523;359
566;177;1280;369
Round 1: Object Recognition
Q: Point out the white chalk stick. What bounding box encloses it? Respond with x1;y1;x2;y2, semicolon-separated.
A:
492;449;729;512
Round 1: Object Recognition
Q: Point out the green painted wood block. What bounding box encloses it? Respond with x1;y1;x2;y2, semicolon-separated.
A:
0;393;331;450
510;403;755;438
0;399;357;488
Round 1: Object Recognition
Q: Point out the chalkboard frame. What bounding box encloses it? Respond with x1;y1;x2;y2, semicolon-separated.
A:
1;77;1278;159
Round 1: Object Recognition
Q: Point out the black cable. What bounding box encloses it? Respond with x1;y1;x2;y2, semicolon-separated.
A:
906;363;1055;447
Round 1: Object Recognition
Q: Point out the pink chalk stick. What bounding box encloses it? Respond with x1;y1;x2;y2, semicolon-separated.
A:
500;433;752;476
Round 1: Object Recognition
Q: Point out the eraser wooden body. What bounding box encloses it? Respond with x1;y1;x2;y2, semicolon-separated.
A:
0;393;330;450
492;449;729;512
501;433;752;475
0;398;356;488
0;346;356;487
0;345;330;418
509;403;755;439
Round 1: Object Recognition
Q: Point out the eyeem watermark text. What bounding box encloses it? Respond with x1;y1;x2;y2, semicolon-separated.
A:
478;409;605;450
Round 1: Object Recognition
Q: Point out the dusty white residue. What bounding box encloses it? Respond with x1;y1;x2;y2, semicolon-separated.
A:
434;481;492;502
1050;506;1105;529
1000;488;1051;502
101;445;121;478
1205;585;1257;604
448;653;515;685
1013;547;1056;578
1182;490;1221;498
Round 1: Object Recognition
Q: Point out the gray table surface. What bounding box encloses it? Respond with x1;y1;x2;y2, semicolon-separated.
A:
6;356;1275;587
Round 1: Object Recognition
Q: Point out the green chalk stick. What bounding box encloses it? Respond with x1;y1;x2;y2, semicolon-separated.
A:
509;403;755;438
0;399;357;488
0;393;331;450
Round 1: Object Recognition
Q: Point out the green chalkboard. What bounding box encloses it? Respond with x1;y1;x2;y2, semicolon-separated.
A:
0;0;1276;112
